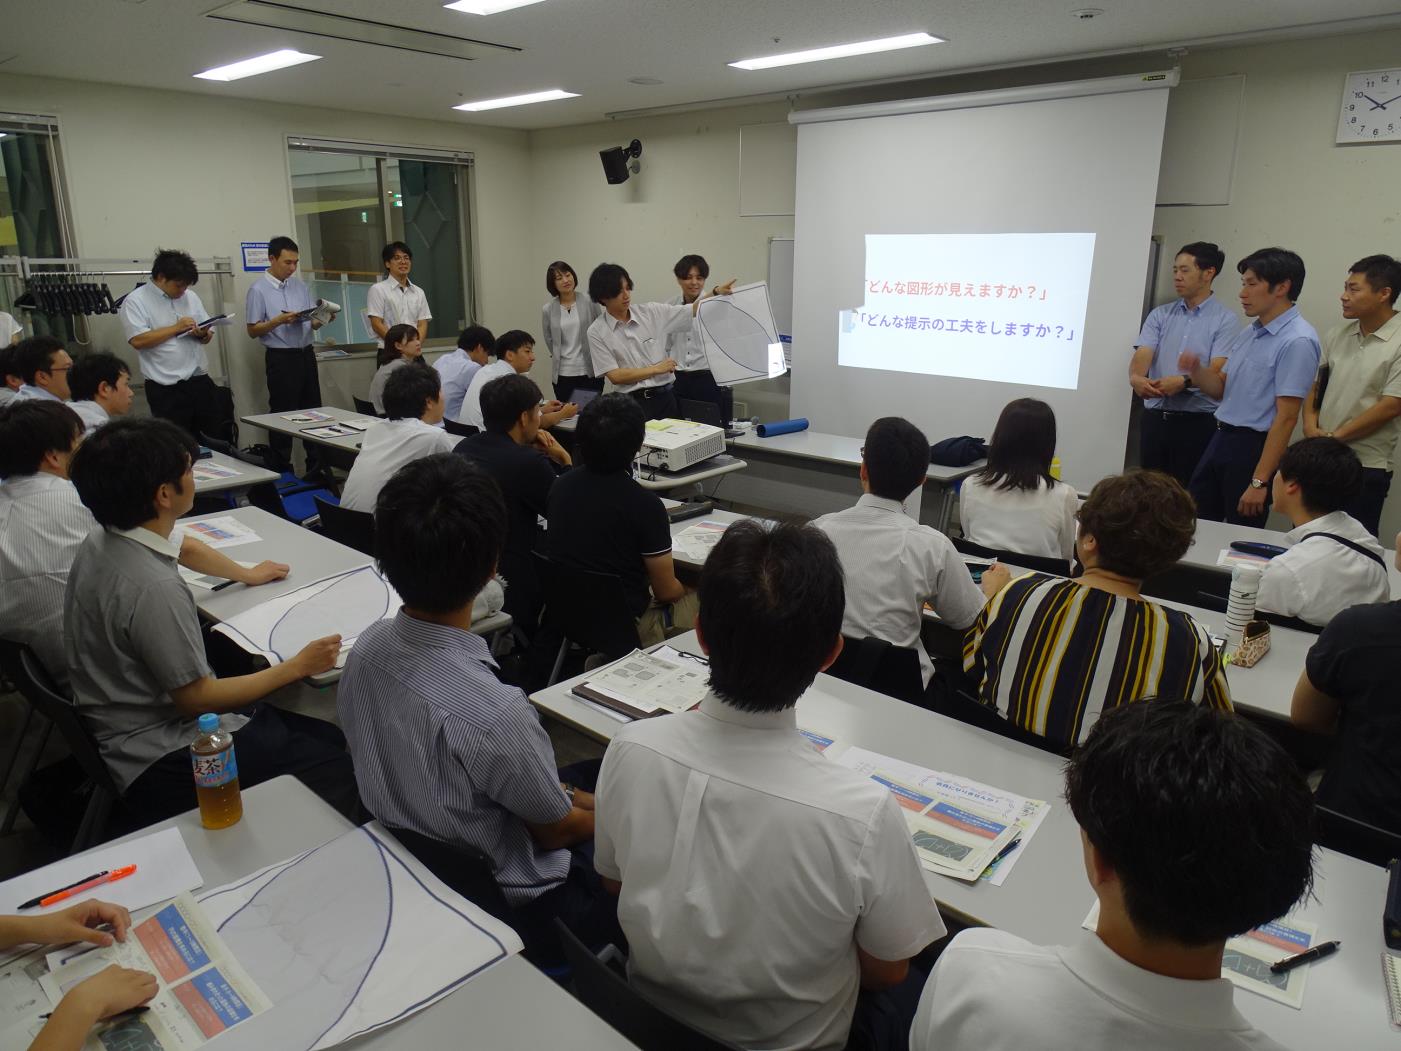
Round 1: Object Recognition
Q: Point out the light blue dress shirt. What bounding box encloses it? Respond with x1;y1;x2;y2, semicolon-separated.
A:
118;281;210;385
245;272;315;349
1216;305;1321;432
434;350;482;422
1135;294;1241;413
15;384;61;402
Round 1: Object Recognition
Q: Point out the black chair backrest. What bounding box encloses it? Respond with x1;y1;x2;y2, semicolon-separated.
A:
925;676;1075;758
534;554;640;660
0;642;121;800
353;396;382;418
1256;609;1324;635
1139;562;1232;610
381;824;512;919
826;635;925;705
1316;805;1401;868
444;418;478;439
554;919;743;1051
314;496;376;556
677;399;724;429
952;536;1072;578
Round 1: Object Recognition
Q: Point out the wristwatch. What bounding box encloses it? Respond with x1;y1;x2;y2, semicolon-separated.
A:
1250;478;1267;490
1180;373;1194;390
562;783;577;804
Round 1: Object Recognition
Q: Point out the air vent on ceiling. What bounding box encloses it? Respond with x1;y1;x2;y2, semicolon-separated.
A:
205;1;519;62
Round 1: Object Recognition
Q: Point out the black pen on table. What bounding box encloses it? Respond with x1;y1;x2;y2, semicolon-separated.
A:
1269;940;1340;974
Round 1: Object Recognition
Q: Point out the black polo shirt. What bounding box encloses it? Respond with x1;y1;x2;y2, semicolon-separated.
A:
546;468;672;617
1305;600;1401;834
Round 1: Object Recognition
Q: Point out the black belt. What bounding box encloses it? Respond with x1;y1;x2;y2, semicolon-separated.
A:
267;344;314;352
1216;420;1268;435
630;383;674;400
1145;408;1211;419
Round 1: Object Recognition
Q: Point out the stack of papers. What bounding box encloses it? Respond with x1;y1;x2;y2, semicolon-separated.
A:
672;520;732;563
280;410;333;423
834;747;1051;884
178;516;263;550
1217;547;1272;568
302;422;369;439
192;461;242;483
571;645;710;720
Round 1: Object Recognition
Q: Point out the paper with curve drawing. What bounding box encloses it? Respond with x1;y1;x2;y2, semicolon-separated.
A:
212;565;401;664
671;519;733;564
695;280;788;387
1083;901;1317;1009
833;747;1050;885
185;823;522;1050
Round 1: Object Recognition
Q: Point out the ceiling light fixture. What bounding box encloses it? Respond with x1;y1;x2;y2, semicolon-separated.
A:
730;32;942;71
443;0;546;14
453;88;579;111
194;49;320;81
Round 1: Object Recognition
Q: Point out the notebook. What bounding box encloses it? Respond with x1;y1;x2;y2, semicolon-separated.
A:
1383;952;1401;1029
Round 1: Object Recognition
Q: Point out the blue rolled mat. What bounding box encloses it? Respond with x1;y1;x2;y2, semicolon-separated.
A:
756;417;809;438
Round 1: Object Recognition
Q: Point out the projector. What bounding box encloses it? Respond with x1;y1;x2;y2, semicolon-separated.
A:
638;418;726;472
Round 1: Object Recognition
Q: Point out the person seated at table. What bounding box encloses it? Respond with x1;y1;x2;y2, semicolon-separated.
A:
435;323;493;422
0;403;287;689
64;417;358;824
13;335;72;403
458;329;576;432
455;373;570;630
366;323;421;415
0;342;24;408
1256;436;1389;627
962;470;1231;750
337;454;618;960
910;701;1313;1051
814;416;985;690
68;351;134;435
341;362;456;513
594;520;947;1051
958;398;1078;562
547;393;695;647
2;900;156;1051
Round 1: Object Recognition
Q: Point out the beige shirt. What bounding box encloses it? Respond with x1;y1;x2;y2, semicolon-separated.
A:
1319;314;1401;469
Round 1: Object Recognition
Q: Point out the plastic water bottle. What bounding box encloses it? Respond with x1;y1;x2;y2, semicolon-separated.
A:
191;713;242;829
1224;563;1262;656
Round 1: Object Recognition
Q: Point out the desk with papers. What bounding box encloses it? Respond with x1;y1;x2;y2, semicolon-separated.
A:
239;406;381;455
192;451;279;497
529;632;1391;1046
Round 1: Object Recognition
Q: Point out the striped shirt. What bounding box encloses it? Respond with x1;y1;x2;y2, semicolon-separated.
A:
962;573;1231;748
337;611;572;906
0;472;98;687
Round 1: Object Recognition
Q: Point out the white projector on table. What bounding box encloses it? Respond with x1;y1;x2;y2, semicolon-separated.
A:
638;418;726;472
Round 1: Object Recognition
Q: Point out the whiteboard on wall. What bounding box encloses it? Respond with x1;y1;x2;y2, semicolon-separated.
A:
740;123;798;216
1155;75;1243;206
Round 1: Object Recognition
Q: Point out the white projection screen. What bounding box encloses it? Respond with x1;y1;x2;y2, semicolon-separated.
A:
789;76;1174;489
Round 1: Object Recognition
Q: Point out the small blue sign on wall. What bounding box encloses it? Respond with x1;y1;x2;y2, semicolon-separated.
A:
240;242;269;272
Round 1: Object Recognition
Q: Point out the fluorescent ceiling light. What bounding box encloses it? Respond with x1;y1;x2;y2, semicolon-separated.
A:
194;49;321;82
444;0;546;13
454;89;578;111
730;32;942;71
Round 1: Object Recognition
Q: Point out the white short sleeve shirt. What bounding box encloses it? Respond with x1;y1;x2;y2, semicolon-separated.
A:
1256;510;1390;626
910;929;1289;1051
0;311;22;345
586;302;694;392
958;474;1079;561
594;695;946;1051
457;359;515;430
119;281;210;384
339;417;458;512
365;277;431;346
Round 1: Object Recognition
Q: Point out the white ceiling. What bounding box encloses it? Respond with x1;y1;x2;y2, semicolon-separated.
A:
7;0;1401;130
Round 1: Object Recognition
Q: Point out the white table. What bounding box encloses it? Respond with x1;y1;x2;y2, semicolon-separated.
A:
726;429;982;532
669;509;749;572
634;454;747;493
1189;516;1401;598
193;450;279;497
529;633;1391;1047
74;777;638;1050
239;406;381;455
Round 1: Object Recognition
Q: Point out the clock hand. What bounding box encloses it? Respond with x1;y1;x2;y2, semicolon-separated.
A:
1363;93;1386;109
1377;92;1401;109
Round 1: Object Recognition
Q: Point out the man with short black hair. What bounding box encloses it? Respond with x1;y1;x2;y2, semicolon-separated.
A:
341;361;456;512
586;262;735;421
457;330;574;432
1182;247;1321;525
13;335;72;403
119;249;230;441
1256;436;1389;626
911;701;1312;1051
0;403;289;688
815;417;984;689
1302;253;1401;535
667;253;735;424
246;235;334;473
0;343;22;408
436;324;494;422
456;373;570;628
366;240;430;346
338;454;618;960
547;394;696;646
595;520;946;1051
64;418;355;823
68;352;133;434
1129;241;1239;487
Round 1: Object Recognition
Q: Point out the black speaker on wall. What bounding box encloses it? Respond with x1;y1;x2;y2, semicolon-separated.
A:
600;139;643;184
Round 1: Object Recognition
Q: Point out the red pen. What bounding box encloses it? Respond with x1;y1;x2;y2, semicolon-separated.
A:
38;865;137;908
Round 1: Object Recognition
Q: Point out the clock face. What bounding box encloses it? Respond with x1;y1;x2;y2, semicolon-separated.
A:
1337;69;1401;144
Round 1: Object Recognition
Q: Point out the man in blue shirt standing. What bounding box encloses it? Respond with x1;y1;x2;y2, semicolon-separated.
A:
1129;242;1239;488
245;236;334;474
1181;247;1321;526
